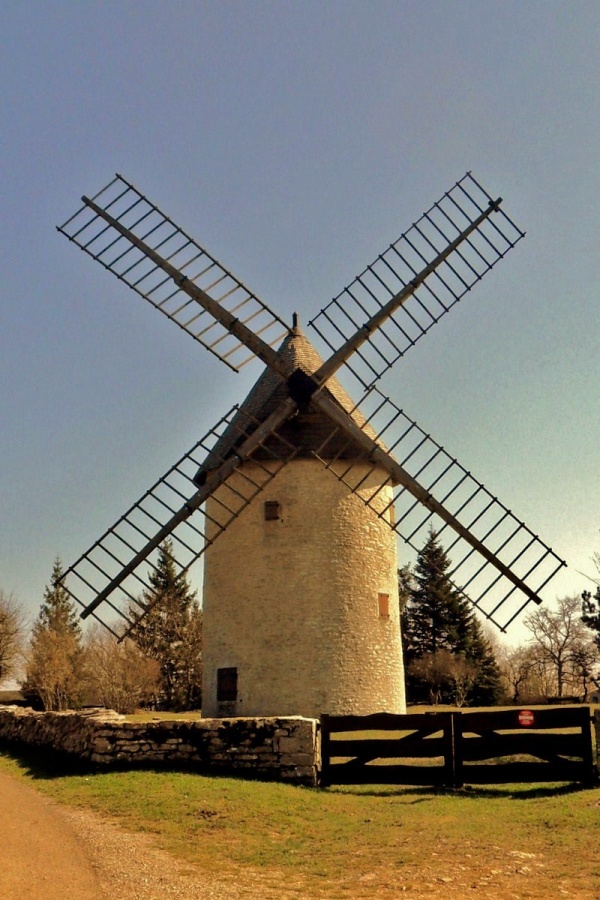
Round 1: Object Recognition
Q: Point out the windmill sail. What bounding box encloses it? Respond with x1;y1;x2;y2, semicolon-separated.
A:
311;386;565;630
57;174;289;371
308;172;524;392
62;403;297;638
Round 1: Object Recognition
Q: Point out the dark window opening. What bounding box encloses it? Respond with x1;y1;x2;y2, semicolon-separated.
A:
264;500;280;521
217;667;238;702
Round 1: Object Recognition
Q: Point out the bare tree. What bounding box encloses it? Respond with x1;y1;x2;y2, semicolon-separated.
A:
409;650;476;706
498;644;540;703
0;591;25;685
592;549;600;584
409;652;448;705
445;654;478;707
524;595;593;699
86;628;160;714
24;629;86;710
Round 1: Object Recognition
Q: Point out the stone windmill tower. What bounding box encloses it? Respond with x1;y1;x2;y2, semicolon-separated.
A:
57;172;566;718
200;322;404;717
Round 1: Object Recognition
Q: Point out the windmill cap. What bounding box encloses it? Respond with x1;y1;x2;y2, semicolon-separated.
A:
194;328;388;479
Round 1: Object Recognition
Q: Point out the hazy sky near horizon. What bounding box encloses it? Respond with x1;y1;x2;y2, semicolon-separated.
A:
1;1;599;640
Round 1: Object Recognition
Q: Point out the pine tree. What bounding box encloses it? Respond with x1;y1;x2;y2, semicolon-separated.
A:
404;532;465;658
23;557;86;710
132;540;203;711
36;558;82;637
402;530;502;705
464;617;504;705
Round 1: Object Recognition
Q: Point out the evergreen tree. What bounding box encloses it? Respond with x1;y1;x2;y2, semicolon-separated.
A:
581;546;600;657
404;532;466;658
402;530;502;705
465;617;504;705
23;557;86;710
132;540;203;711
36;558;82;637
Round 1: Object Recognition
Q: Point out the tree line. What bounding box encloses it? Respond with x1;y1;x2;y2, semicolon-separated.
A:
2;532;599;713
400;530;600;707
1;541;202;714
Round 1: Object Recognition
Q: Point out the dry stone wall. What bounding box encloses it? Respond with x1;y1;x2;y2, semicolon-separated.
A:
0;706;320;786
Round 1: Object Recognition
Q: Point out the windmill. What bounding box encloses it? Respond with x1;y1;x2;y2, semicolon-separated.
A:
57;172;566;717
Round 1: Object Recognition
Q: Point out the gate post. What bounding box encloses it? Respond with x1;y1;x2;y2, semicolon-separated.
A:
440;712;458;788
594;709;600;781
319;714;330;788
578;706;596;785
452;712;464;788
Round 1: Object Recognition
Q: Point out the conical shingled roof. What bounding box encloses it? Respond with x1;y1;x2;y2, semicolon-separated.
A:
197;323;383;475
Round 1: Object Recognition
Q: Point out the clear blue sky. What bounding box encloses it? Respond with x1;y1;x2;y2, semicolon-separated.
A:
1;1;598;637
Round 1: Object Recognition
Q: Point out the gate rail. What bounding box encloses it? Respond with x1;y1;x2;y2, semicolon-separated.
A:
320;706;596;787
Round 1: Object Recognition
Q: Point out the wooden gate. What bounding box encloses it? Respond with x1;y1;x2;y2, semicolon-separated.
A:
320;711;455;787
455;706;595;785
320;706;596;787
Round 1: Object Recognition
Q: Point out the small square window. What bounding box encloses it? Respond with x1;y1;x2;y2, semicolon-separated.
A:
264;500;280;521
217;667;238;702
378;592;390;618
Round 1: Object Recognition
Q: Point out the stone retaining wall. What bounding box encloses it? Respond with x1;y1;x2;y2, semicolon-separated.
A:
0;706;320;786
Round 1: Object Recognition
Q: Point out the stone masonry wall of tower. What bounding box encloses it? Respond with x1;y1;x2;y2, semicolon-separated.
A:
202;458;406;718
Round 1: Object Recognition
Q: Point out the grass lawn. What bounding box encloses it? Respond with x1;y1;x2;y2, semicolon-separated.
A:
1;741;599;899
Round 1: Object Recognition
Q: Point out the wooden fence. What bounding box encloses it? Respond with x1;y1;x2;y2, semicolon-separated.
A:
320;706;596;788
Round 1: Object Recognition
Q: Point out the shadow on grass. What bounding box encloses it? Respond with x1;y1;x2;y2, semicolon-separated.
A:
0;743;209;782
455;782;594;800
327;781;594;800
0;742;306;788
2;742;596;800
1;742;102;780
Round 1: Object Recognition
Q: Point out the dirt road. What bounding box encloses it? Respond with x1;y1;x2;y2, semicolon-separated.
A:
0;771;98;899
0;771;263;899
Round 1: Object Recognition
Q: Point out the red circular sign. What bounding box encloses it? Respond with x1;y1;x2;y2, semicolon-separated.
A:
518;709;535;727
